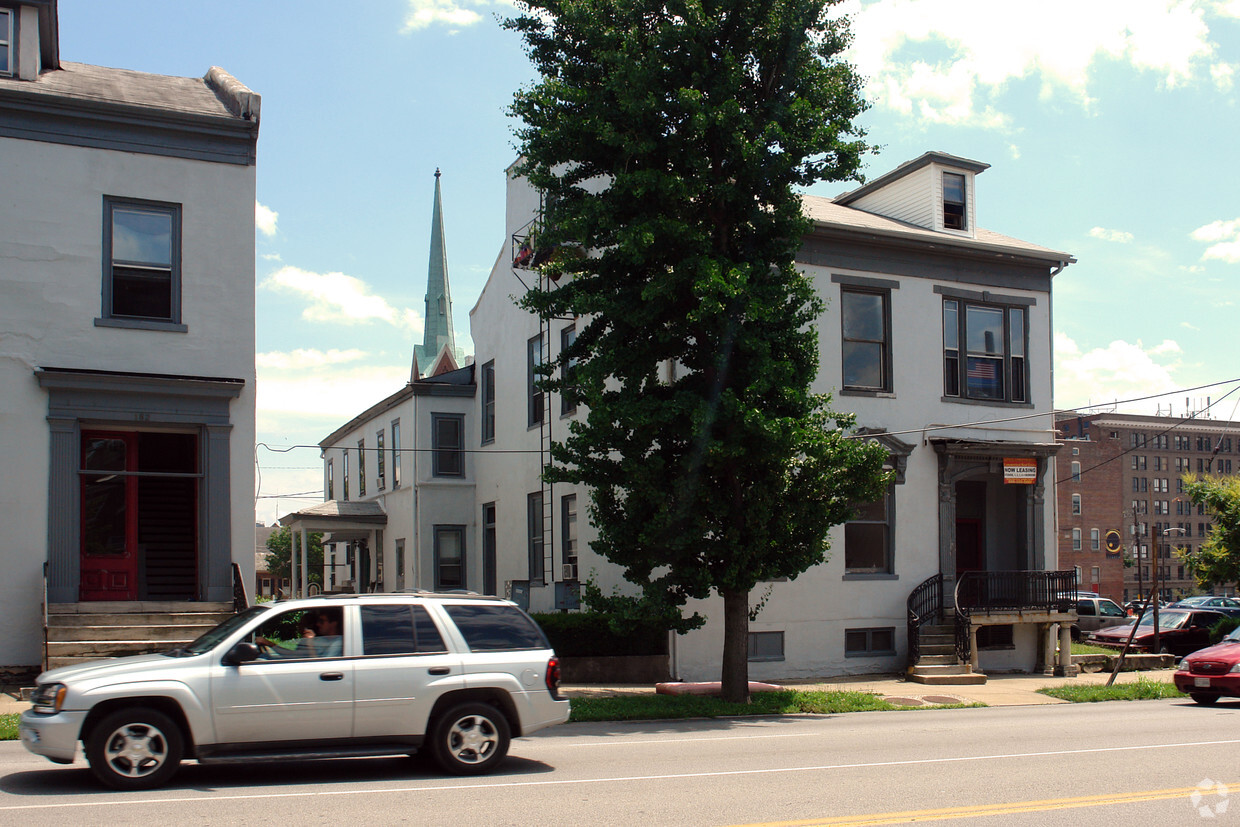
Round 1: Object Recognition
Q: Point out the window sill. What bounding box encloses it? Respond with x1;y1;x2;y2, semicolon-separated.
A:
843;573;898;581
840;389;895;399
845;650;896;658
95;317;187;333
941;396;1034;409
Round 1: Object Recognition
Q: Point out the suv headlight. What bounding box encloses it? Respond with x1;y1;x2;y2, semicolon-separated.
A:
31;683;67;714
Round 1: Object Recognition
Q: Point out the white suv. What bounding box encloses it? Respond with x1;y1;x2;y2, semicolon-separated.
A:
20;593;570;790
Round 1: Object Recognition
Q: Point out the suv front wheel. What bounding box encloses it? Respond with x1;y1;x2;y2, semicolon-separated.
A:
429;702;511;775
86;707;184;790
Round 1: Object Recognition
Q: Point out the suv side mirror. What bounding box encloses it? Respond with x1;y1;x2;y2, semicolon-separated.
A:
225;642;261;665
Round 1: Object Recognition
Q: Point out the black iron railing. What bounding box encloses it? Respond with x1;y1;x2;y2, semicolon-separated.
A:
906;573;946;667
954;570;1078;614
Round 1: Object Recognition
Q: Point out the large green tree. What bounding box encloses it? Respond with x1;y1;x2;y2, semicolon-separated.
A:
507;0;891;701
1180;474;1240;588
264;526;324;589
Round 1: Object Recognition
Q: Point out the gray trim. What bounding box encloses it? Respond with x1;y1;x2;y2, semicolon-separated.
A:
431;412;465;477
36;368;243;603
0;8;12;78
934;285;1037;306
842;573;899;581
0;88;258;165
432;524;467;591
839;283;893;393
800;229;1059;289
941;396;1036;409
830;273;900;290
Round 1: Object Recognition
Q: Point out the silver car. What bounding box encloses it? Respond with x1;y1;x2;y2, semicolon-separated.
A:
20;593;570;790
1071;594;1133;639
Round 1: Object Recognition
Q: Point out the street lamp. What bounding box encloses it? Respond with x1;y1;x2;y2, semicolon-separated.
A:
1153;524;1186;654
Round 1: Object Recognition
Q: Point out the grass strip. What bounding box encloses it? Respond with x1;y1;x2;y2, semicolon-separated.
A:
568;689;980;723
0;713;17;741
1037;677;1186;703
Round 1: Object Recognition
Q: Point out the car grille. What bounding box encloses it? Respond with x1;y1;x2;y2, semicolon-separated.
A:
1188;660;1230;676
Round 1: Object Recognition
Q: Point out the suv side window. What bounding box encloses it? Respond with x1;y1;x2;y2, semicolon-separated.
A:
1099;600;1127;618
1076;599;1096;616
443;604;548;651
360;604;448;655
251;608;344;659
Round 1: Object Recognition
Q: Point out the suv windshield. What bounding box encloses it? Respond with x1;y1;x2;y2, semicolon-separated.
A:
179;605;271;655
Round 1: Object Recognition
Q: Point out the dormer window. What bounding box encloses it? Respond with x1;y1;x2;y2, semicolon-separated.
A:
943;172;966;230
0;9;12;76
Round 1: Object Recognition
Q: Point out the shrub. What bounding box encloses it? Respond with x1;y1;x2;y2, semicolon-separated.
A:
531;612;667;657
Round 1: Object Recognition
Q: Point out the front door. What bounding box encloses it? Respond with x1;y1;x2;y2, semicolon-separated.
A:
80;433;139;600
956;518;983;578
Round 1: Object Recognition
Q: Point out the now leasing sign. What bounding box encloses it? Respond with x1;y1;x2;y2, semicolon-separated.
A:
1003;458;1037;484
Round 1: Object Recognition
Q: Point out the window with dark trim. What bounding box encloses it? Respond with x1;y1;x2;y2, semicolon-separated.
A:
528;335;544;427
376;430;385;490
357;439;366;496
431;413;463;477
942;297;1028;403
326;459;334;501
562;493;578;575
391;419;401;488
0;9;12;76
841;287;891;392
845;627;895;656
942;172;966;230
102;197;182;325
434;525;465;591
343;449;349;501
748;631;784;662
481;360;495;444
560;326;578;415
527;491;544;584
845;487;893;573
482;502;497;596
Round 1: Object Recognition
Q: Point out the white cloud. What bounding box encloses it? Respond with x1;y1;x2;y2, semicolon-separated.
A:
1054;332;1182;412
262;265;425;333
256;348;368;370
255;201;278;237
401;0;513;31
843;0;1225;127
1190;217;1240;262
1088;227;1133;243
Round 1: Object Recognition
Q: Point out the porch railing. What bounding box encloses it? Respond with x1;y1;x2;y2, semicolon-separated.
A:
954;570;1078;614
906;573;946;666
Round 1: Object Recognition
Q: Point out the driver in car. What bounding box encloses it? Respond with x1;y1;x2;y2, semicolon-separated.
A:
256;608;343;658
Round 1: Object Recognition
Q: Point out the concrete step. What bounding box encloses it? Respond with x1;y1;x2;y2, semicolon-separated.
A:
47;640;190;659
907;671;988;686
915;654;958;666
920;644;955;656
47;623;220;642
47;612;232;628
47;601;233;614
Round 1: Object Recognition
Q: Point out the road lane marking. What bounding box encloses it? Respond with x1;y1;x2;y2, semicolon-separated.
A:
2;739;1239;812
729;784;1237;826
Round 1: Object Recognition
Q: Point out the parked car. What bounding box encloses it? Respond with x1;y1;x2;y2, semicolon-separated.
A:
1168;596;1240;616
19;593;570;790
1088;609;1228;657
1069;595;1132;640
1174;625;1240;704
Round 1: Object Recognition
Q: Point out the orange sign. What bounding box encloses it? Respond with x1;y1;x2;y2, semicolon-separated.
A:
1003;458;1037;484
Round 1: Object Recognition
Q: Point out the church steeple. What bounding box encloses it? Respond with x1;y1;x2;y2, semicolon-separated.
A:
414;169;457;378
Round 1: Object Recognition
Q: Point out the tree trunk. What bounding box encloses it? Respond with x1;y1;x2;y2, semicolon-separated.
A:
720;587;750;703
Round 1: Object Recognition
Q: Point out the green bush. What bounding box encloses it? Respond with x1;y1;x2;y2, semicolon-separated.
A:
1210;616;1240;644
531;612;667;657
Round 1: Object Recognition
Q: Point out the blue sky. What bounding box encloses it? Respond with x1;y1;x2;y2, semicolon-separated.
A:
58;0;1240;523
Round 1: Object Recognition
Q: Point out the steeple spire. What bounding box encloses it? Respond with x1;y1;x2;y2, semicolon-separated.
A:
414;169;456;377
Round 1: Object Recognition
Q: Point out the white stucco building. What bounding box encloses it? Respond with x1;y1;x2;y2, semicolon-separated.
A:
305;152;1078;682
0;1;259;673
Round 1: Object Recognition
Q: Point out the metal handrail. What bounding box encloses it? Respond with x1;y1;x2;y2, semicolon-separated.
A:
906;573;945;668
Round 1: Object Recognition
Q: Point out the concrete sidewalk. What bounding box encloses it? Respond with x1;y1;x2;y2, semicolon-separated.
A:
562;667;1183;708
0;668;1181;717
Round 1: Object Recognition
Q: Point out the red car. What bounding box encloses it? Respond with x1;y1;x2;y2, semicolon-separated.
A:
1088;609;1227;657
1175;625;1240;704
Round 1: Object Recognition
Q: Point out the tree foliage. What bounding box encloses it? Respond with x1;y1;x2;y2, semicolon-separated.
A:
506;0;891;700
264;526;324;587
1180;474;1240;588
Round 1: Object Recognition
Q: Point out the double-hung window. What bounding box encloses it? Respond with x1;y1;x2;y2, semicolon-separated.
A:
375;430;385;491
431;414;463;477
942;172;967;230
357;439;366;496
839;281;893;393
102;197;183;327
941;291;1031;403
480;360;495;444
527;492;545;584
0;9;12;76
845;486;893;574
391;419;402;488
560;325;578;415
433;526;465;590
527;335;544;427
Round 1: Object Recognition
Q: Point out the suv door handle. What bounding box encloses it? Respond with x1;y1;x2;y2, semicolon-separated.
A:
428;667;450;675
320;672;344;681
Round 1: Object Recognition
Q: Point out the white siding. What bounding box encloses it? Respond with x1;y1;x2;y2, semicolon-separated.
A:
848;164;935;229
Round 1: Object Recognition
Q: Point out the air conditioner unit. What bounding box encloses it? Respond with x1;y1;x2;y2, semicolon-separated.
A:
561;563;578;581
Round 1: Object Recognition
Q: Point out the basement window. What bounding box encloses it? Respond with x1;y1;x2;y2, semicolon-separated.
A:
845;627;895;657
748;631;784;662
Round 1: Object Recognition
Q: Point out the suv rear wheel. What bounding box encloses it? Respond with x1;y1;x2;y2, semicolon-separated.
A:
429;702;510;775
86;707;184;790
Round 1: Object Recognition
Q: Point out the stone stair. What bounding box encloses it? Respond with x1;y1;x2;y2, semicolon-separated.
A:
44;602;235;671
907;621;987;685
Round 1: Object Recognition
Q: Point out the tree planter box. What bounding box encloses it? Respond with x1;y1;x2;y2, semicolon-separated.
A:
559;654;671;684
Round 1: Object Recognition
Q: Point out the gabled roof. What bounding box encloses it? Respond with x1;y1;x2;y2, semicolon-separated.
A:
279;500;387;526
834;151;989;207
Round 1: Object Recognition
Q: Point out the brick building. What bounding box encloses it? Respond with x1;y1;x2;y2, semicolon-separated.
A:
1056;412;1239;604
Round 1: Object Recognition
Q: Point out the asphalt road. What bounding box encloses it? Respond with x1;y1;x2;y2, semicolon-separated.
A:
2;698;1238;825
